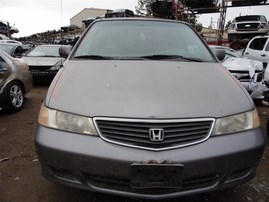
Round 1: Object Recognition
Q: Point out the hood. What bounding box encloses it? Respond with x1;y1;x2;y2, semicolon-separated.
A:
46;60;253;119
22;56;63;66
222;57;263;78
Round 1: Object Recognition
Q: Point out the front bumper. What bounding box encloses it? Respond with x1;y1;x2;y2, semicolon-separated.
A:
228;29;269;35
35;125;265;199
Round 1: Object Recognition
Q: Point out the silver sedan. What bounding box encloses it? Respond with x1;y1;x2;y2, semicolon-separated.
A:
0;49;32;113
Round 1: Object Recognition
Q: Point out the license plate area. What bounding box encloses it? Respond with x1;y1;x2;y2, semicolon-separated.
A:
131;163;183;188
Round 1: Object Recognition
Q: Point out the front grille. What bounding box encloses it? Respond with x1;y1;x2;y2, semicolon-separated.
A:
83;172;220;194
237;23;260;31
229;70;263;82
29;65;51;71
94;118;214;150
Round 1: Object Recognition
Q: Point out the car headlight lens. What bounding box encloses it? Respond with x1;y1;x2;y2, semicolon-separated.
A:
50;60;63;71
228;24;236;30
213;109;260;135
38;103;98;135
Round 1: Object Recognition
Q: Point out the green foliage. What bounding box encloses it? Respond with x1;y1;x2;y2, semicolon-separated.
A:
135;0;152;16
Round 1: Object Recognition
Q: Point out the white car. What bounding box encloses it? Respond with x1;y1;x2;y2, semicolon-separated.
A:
243;35;269;64
210;45;268;99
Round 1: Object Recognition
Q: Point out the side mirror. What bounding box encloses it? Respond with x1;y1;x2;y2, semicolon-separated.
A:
59;46;72;59
211;49;226;61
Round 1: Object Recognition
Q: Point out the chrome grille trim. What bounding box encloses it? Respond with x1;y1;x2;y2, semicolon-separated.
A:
93;117;215;151
236;23;260;31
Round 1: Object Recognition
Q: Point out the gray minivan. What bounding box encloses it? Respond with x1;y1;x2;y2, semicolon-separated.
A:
35;18;265;199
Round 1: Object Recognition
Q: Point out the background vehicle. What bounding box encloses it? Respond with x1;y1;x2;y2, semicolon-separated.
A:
0;49;32;113
22;44;71;82
210;45;267;99
35;18;265;200
231;0;267;6
243;35;269;64
105;9;134;18
228;15;269;42
0;43;31;58
0;39;22;44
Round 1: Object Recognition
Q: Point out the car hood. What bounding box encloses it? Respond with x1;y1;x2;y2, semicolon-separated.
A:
222;57;263;77
46;60;253;119
22;56;63;66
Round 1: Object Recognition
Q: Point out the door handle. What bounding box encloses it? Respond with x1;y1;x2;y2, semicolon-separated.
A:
244;52;249;55
261;54;266;57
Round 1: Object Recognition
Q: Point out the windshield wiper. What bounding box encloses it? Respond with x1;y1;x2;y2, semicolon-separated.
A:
42;55;58;57
74;55;114;60
139;54;205;62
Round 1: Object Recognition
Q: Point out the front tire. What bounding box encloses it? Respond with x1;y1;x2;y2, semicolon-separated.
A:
0;81;25;113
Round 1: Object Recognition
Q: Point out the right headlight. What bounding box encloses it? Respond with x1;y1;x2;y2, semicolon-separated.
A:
212;109;260;135
228;24;236;30
38;103;98;136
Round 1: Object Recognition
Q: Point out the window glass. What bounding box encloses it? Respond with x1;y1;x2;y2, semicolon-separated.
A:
249;38;267;51
74;20;214;62
265;40;269;51
26;45;60;57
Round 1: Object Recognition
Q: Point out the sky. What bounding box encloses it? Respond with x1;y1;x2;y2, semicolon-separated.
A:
1;0;269;38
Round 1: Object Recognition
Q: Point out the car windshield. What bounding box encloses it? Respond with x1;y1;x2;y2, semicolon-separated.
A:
73;20;214;62
210;46;242;60
234;15;265;22
0;44;14;55
26;45;61;57
224;48;242;58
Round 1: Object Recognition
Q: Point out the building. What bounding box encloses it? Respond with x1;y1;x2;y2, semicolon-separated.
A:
70;8;112;29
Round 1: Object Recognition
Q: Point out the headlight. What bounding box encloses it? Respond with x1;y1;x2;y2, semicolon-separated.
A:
50;60;63;71
212;109;260;135
38;103;98;135
228;24;236;30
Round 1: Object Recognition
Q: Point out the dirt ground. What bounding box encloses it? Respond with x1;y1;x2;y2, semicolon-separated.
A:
0;85;268;202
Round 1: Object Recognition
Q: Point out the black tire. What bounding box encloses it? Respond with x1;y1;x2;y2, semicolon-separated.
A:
0;81;25;113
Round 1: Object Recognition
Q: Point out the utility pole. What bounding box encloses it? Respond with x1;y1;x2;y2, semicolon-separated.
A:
217;0;227;45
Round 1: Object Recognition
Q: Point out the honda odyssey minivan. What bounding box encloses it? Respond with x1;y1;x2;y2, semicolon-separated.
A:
35;18;265;199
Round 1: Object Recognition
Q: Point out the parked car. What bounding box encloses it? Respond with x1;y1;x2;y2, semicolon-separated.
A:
0;49;32;113
231;0;267;6
243;35;269;64
0;43;32;58
22;44;71;82
228;15;269;42
210;45;267;99
0;39;22;44
35;18;265;200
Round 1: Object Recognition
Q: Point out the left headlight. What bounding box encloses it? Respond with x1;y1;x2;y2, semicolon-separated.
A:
38;103;98;136
212;109;260;135
50;60;63;71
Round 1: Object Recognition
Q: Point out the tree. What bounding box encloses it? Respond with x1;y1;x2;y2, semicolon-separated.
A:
135;0;152;16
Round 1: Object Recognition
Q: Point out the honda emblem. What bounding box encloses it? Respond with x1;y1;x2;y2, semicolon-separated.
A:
149;129;164;142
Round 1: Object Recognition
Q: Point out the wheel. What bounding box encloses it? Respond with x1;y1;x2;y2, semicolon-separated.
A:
0;81;25;113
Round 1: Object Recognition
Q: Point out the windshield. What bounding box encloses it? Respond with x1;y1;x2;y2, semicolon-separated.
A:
26;45;61;57
234;15;265;22
73;20;214;62
0;44;14;55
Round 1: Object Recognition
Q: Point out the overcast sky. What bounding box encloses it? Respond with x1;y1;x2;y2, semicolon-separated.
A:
1;0;269;38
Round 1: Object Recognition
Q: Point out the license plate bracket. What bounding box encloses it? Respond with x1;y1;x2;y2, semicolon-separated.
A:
130;163;183;188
